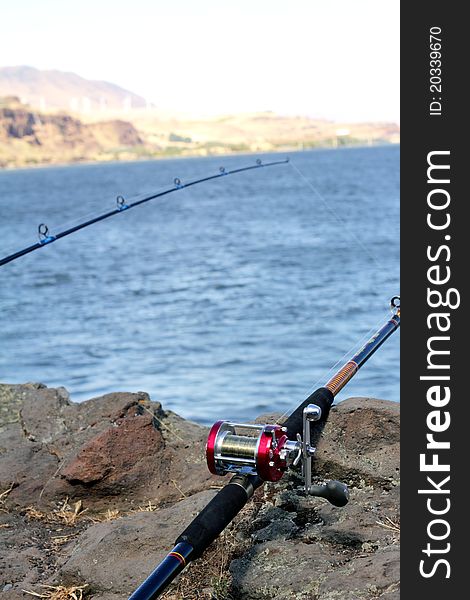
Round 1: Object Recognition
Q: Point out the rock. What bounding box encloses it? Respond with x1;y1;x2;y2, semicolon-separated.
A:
0;384;61;511
0;95;145;168
0;384;400;599
62;407;164;487
57;490;217;597
231;540;344;599
250;505;299;543
0;509;60;595
229;482;400;599
314;397;400;486
0;383;215;511
317;548;400;599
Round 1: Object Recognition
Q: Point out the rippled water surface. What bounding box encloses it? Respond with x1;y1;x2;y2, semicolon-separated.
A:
0;147;399;423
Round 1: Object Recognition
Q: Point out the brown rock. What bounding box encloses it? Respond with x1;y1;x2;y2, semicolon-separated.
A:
0;383;215;510
314;397;400;486
62;410;163;487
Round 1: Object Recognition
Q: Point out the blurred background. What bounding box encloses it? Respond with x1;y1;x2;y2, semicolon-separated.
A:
0;1;399;423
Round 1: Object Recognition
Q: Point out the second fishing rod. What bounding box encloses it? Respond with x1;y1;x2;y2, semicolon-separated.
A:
0;158;288;268
129;295;401;600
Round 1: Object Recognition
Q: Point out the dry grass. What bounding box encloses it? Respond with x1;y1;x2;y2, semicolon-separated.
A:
0;483;15;502
376;516;400;533
51;533;79;549
25;506;49;521
159;500;259;600
134;500;159;512
24;495;164;527
25;498;87;525
159;534;234;600
22;584;88;600
87;508;120;523
55;499;87;525
171;479;187;500
0;483;15;512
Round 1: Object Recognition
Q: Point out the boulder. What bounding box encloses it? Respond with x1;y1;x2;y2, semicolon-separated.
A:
0;383;215;511
314;397;400;486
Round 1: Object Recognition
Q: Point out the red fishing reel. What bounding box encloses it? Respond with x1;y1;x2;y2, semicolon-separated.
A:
206;407;349;506
206;421;292;482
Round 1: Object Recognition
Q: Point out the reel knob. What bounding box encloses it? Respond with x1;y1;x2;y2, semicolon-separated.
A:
308;480;349;507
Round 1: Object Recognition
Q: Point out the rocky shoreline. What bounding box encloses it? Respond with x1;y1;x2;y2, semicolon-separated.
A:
0;383;399;599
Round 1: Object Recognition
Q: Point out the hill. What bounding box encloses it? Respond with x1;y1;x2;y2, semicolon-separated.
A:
0;66;147;113
0;93;399;169
0;96;144;167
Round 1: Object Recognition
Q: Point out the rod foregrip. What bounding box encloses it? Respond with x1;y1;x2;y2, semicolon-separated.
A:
175;476;255;558
283;386;334;443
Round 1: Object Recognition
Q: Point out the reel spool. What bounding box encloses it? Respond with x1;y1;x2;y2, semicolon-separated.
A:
206;404;349;507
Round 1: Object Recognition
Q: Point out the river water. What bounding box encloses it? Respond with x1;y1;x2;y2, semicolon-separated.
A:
0;146;399;423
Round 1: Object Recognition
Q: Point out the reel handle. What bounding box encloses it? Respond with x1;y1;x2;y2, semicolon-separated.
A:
308;480;349;507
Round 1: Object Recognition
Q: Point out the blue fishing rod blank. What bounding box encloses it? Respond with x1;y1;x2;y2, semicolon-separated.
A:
0;158;289;267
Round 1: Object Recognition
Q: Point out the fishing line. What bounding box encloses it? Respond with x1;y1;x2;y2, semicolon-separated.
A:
0;158;289;268
275;160;399;419
277;311;389;423
289;159;399;299
289;160;385;271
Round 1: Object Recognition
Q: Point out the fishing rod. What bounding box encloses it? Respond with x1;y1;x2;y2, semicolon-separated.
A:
129;295;400;600
0;157;289;268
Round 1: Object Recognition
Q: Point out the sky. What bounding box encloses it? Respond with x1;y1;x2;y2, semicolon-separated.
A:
0;0;400;123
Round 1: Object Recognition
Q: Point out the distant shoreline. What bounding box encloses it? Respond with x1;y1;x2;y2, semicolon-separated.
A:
0;141;399;173
1;95;399;171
